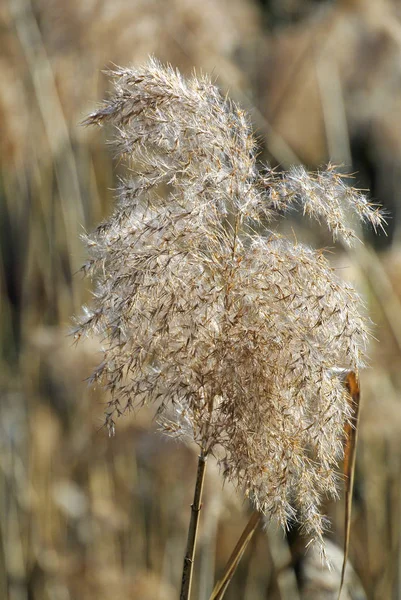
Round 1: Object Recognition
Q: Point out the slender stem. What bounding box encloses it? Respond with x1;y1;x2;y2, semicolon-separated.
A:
180;449;208;600
209;510;262;600
338;370;361;600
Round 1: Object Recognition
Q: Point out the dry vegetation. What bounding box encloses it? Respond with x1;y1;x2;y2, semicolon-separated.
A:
76;60;381;558
1;1;401;599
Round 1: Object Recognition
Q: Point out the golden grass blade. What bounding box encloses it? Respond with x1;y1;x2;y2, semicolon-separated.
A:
338;370;361;600
209;510;262;600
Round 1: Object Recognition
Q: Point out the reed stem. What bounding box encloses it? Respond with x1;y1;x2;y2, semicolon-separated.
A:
209;510;262;600
180;449;208;600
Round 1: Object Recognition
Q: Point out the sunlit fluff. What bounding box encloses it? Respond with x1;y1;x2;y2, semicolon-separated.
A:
75;59;383;554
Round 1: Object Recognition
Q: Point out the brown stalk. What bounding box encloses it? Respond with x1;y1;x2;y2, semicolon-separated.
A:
180;450;208;600
338;370;361;600
209;510;262;600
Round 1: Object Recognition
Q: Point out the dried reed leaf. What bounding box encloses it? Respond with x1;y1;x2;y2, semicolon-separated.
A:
338;370;361;600
209;511;262;600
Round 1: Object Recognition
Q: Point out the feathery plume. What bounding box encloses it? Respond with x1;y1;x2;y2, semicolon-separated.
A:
75;58;383;554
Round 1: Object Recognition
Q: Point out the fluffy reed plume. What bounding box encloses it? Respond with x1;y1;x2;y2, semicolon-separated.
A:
75;59;383;556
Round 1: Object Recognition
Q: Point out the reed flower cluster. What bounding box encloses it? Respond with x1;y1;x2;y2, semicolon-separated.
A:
75;59;383;553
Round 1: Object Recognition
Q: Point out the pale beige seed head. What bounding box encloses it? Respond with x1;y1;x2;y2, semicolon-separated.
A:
76;59;383;554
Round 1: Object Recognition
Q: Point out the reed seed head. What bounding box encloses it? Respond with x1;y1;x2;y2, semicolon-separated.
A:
75;59;383;554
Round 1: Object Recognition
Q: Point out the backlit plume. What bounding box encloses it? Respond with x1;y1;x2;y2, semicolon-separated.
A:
75;59;383;554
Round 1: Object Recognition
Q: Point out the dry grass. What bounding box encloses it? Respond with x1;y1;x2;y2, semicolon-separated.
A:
76;60;381;561
1;1;401;599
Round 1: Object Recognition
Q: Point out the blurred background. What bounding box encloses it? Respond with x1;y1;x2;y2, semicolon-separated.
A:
1;0;401;598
